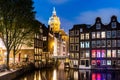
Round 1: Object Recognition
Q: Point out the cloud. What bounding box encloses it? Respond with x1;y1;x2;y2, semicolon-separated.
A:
76;8;120;25
48;0;69;4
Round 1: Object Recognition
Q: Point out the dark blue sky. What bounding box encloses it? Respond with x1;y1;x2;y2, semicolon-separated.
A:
33;0;120;33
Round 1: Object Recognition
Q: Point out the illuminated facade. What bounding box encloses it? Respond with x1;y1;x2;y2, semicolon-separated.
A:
34;22;43;67
48;7;68;57
69;15;120;69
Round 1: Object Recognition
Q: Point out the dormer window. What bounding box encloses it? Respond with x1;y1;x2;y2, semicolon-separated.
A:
96;23;101;29
111;22;116;28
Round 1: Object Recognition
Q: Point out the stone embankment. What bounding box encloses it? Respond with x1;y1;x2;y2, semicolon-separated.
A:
0;62;35;80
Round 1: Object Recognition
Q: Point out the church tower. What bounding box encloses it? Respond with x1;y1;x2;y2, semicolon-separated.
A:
48;7;60;33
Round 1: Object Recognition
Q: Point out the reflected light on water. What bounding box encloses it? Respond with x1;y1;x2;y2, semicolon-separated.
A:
34;71;42;80
34;71;36;80
38;70;42;80
24;77;27;80
53;69;57;80
74;71;78;80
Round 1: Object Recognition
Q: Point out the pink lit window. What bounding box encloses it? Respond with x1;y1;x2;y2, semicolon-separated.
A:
112;50;116;57
97;50;100;58
92;50;96;58
102;50;106;57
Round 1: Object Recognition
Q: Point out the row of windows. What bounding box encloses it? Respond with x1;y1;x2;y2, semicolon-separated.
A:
91;40;120;48
77;60;120;66
70;31;120;45
80;50;90;58
91;60;118;66
35;56;41;60
70;30;120;42
69;53;79;59
96;22;117;30
70;37;79;43
70;42;90;51
91;50;120;58
70;40;120;50
70;22;117;36
69;30;79;36
92;31;120;39
69;49;120;59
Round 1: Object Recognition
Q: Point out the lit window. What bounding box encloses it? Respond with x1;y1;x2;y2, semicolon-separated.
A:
70;38;74;43
118;50;120;57
112;31;116;38
75;37;79;43
75;53;79;59
101;60;106;65
85;33;89;39
97;50;101;58
97;32;100;38
112;50;116;57
101;31;105;38
81;34;84;40
92;32;96;39
107;60;111;65
107;50;111;57
96;23;101;29
86;50;90;57
97;60;100;66
80;42;84;48
91;60;96;65
85;41;90;48
107;31;111;38
92;50;96;58
111;22;116;28
102;50;106;58
43;37;47;41
40;29;43;33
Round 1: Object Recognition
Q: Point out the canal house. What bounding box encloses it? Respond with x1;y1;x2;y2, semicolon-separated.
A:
69;15;120;69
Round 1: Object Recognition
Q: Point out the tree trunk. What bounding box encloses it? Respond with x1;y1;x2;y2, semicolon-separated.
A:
13;46;16;64
6;49;10;70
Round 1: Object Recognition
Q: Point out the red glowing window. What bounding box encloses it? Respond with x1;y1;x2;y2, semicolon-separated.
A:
92;50;96;58
92;60;96;65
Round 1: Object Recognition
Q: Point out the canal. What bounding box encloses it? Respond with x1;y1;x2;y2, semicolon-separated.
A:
14;62;120;80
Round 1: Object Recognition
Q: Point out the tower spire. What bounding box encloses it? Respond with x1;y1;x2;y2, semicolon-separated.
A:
52;7;56;16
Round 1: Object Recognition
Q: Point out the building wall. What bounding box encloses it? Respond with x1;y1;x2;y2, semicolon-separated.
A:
69;15;120;69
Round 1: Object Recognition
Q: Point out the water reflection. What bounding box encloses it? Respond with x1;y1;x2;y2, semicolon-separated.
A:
15;64;120;80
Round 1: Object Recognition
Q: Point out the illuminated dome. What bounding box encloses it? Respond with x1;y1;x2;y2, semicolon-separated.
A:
48;7;60;32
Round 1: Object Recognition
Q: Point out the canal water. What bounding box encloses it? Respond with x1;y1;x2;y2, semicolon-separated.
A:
14;62;120;80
